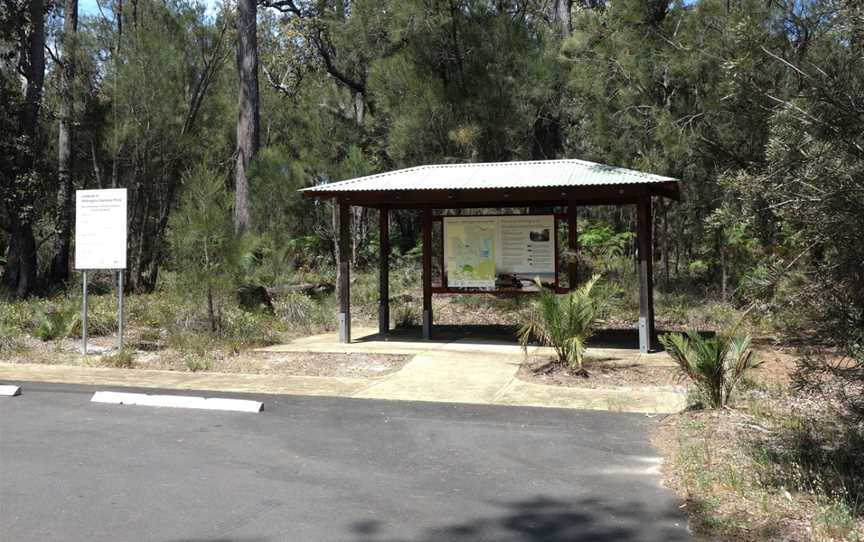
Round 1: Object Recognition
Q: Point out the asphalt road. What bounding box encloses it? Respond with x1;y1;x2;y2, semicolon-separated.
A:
0;383;690;541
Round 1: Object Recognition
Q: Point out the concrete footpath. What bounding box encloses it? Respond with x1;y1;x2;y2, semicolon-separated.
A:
0;328;686;413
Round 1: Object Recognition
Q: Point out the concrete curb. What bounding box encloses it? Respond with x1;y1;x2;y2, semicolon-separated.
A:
91;391;263;412
0;384;21;396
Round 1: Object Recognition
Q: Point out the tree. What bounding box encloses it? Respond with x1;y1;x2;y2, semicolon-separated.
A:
1;0;46;298
95;0;231;292
172;166;255;332
50;0;79;285
234;0;260;233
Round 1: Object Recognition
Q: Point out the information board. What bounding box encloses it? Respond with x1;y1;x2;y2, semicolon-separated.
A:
444;215;556;291
444;216;498;289
75;189;128;270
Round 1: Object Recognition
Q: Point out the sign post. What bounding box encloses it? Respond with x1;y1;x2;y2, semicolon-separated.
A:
117;270;124;350
81;271;88;355
75;189;128;355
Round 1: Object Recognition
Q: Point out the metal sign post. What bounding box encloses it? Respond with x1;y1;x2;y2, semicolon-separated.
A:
81;271;88;355
117;270;124;350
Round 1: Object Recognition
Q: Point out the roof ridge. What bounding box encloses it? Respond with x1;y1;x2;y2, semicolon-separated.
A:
300;159;677;192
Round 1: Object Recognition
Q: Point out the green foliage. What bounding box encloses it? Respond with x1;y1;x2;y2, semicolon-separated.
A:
184;354;211;372
0;300;34;332
171;165;258;333
660;330;759;408
97;349;136;369
33;307;77;341
393;302;420;329
578;222;635;260
751;416;864;534
518;275;602;374
0;324;24;353
275;292;336;334
220;308;280;352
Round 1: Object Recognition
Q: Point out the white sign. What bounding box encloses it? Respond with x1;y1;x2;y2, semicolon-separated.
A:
498;215;555;277
75;189;127;270
444;215;556;290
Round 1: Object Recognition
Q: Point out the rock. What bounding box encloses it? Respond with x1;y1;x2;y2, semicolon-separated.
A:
237;284;275;314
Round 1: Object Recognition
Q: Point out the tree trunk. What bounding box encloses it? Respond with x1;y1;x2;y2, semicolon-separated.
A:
555;0;572;38
661;202;669;288
719;234;728;301
234;0;260;233
2;0;46;299
2;224;38;299
50;0;79;286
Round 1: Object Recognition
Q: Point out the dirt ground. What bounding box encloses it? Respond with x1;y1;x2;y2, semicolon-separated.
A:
518;354;683;389
0;330;412;379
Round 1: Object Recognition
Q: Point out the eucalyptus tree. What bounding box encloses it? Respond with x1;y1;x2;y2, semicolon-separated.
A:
0;0;47;298
50;0;79;284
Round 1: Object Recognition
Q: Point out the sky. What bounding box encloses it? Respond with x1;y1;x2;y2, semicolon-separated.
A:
78;0;223;18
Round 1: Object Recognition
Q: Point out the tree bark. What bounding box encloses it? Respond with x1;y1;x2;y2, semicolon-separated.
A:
2;0;46;298
234;0;260;233
50;0;79;285
555;0;572;39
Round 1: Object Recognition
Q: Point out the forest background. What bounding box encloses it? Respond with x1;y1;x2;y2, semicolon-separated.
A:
4;2;864;537
1;0;862;347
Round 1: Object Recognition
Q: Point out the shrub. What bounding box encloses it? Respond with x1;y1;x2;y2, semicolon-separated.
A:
276;291;335;334
67;297;119;337
0;300;34;332
393;302;419;329
660;330;759;408
97;349;135;369
184;354;211;372
221;307;280;351
0;325;24;353
518;275;602;376
33;307;77;341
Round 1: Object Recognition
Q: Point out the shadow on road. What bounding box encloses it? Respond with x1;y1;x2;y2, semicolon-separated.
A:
348;495;689;541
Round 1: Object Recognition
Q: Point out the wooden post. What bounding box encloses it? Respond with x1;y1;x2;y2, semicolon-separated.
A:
337;200;351;343
378;206;390;334
637;197;655;353
567;198;578;290
421;207;433;340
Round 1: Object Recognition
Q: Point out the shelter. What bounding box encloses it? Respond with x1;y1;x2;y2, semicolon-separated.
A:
301;159;680;353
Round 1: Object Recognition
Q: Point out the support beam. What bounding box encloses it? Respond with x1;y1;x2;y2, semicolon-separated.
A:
421;207;433;340
567;198;578;290
378;207;390;334
337;201;351;343
637;197;656;353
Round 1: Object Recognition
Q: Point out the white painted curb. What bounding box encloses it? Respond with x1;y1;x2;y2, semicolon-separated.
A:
91;391;262;412
0;385;21;396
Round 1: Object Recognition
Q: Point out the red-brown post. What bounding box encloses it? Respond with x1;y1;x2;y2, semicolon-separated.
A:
567;198;578;290
637;196;655;352
337;200;351;343
421;207;433;339
378;206;390;334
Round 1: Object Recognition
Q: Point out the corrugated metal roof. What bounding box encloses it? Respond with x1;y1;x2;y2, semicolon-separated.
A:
300;159;677;193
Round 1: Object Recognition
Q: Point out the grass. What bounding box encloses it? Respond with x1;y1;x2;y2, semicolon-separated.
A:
95;349;136;369
658;373;864;542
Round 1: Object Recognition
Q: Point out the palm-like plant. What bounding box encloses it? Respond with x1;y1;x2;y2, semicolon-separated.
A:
659;331;759;408
518;275;601;376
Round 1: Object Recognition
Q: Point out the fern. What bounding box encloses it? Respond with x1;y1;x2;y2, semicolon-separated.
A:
660;330;759;408
518;275;602;375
